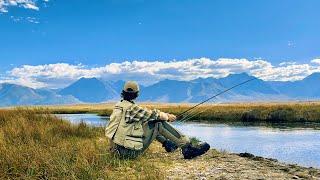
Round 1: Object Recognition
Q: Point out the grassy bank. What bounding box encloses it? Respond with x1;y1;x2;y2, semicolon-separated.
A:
0;109;319;179
45;102;320;123
0;109;164;179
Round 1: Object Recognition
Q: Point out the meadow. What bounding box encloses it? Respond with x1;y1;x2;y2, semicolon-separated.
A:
46;101;320;123
0;108;166;179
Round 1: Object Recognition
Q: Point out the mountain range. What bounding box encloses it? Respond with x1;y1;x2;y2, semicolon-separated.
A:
0;73;319;106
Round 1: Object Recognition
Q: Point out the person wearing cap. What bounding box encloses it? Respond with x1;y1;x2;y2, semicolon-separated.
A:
105;81;210;159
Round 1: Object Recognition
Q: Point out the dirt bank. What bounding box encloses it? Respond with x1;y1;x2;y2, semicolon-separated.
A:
145;144;320;179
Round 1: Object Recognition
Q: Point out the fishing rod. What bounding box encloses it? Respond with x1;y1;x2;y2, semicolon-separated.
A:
177;76;258;120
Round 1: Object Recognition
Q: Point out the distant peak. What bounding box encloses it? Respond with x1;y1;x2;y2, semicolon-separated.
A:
191;77;216;83
193;77;212;81
160;79;175;83
78;77;99;81
159;79;189;84
0;83;34;90
114;80;126;83
303;72;320;81
307;72;320;77
1;83;24;88
225;72;252;78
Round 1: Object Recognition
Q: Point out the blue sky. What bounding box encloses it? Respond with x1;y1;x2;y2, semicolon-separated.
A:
0;0;320;88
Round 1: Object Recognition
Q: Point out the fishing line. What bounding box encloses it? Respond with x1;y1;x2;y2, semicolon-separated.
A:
178;98;220;122
180;108;208;122
179;101;223;123
176;76;258;121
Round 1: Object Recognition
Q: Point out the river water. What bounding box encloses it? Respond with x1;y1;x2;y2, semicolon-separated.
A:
55;114;320;168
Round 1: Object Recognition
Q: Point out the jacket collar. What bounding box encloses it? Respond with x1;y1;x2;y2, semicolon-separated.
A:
121;99;135;104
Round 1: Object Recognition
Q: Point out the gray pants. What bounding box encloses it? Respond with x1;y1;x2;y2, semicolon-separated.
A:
111;121;190;159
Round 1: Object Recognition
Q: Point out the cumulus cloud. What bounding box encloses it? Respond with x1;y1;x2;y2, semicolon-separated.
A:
311;59;320;64
1;58;320;89
0;0;48;13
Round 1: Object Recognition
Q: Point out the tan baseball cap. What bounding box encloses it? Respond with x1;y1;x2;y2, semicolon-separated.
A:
123;81;140;93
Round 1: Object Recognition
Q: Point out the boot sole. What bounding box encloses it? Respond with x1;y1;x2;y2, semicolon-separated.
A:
183;143;210;159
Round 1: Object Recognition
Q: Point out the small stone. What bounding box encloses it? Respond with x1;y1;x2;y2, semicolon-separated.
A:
292;175;300;179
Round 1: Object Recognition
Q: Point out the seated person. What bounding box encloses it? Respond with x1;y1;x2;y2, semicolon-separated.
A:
105;81;210;159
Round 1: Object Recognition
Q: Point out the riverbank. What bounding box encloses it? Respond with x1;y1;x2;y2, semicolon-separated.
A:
45;101;320;123
0;109;319;179
148;145;320;179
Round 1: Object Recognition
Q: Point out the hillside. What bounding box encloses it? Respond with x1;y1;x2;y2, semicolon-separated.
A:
0;83;80;107
59;77;118;103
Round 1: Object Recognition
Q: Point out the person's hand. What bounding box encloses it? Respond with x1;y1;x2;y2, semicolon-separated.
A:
159;112;169;121
167;114;177;122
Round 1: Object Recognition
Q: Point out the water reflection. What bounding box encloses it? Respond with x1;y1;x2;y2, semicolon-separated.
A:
55;114;320;168
174;122;320;168
55;114;109;127
190;120;320;130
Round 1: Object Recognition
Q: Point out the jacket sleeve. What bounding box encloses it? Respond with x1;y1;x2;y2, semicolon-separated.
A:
125;104;161;123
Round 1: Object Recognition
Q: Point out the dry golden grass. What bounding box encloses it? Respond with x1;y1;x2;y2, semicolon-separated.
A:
41;101;320;123
0;108;164;179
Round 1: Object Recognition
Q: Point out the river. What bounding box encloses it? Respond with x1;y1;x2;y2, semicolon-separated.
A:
55;114;320;168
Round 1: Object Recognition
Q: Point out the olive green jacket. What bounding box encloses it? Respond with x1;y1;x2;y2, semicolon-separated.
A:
105;100;160;150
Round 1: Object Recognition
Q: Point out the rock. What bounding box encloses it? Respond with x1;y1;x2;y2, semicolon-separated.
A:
239;152;255;158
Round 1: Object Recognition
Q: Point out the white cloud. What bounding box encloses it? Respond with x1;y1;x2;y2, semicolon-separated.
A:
1;58;320;89
287;41;295;47
26;16;39;23
9;16;40;23
22;2;39;10
279;61;296;66
0;0;48;13
311;59;320;64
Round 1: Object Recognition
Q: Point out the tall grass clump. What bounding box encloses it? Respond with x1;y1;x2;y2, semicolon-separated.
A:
0;108;163;179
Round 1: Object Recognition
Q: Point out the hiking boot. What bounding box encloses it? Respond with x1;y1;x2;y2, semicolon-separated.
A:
181;142;210;159
162;140;178;152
